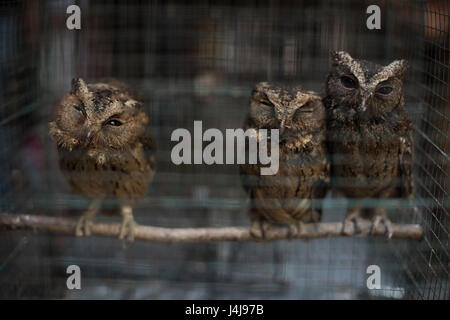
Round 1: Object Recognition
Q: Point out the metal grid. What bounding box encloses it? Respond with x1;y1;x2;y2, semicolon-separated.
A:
388;0;449;300
0;0;448;299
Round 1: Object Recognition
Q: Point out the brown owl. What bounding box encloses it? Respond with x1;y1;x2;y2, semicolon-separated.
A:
240;82;329;238
49;78;156;241
324;51;414;239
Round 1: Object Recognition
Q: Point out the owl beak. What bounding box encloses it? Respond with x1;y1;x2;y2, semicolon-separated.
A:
357;92;373;113
357;97;367;113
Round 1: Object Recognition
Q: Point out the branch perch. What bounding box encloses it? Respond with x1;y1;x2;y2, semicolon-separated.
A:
0;213;423;242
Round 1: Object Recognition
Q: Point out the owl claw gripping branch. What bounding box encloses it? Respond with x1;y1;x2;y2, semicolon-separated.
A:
49;78;156;242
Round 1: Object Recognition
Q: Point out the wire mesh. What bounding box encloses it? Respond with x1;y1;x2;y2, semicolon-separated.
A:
0;0;448;299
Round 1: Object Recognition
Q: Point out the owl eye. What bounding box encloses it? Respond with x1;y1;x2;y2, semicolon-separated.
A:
376;86;393;95
260;100;273;107
340;76;358;89
104;119;122;126
73;105;85;115
293;109;313;121
258;100;275;117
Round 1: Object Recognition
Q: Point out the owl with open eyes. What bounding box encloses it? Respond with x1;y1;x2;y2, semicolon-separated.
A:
324;51;414;238
49;78;156;242
240;82;330;238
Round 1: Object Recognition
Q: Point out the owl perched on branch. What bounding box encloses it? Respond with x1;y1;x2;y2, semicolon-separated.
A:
240;82;330;238
324;51;414;239
49;78;156;242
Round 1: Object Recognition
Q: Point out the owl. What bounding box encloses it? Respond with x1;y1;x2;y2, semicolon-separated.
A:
49;78;156;242
324;51;414;239
240;82;330;238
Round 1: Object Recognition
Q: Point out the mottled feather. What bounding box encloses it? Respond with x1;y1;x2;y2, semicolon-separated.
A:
49;78;156;241
325;51;414;238
240;82;329;230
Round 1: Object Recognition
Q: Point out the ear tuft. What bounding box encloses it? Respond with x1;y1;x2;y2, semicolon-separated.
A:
71;78;89;96
252;81;269;95
397;59;408;78
331;51;353;65
387;59;409;79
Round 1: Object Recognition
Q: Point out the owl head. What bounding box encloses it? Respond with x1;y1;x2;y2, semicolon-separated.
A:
51;78;149;151
326;51;408;119
249;82;326;142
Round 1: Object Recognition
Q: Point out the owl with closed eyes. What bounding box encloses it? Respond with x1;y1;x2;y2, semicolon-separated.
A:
324;51;414;238
240;82;330;238
49;78;156;242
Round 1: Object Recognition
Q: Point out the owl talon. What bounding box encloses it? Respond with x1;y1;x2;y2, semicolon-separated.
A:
75;200;101;237
119;214;136;242
288;221;305;239
342;215;363;236
75;214;95;237
250;220;272;240
371;215;393;239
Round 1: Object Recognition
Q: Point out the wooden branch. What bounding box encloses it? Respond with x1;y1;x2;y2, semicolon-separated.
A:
0;213;423;242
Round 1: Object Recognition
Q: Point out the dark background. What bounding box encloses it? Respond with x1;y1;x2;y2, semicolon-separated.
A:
0;0;448;299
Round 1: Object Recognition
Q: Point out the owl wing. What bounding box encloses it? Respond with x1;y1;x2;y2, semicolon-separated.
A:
398;121;414;199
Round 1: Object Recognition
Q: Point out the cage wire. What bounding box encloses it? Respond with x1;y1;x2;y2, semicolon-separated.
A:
0;0;448;299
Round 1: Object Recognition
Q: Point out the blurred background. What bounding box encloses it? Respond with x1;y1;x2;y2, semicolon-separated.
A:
0;0;448;299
